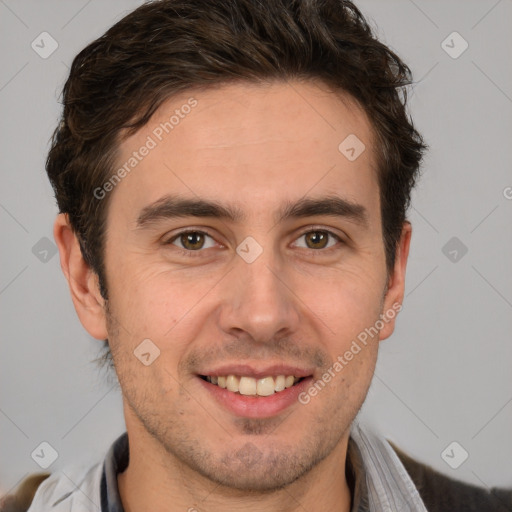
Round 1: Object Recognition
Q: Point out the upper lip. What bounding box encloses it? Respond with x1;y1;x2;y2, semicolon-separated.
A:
197;363;314;379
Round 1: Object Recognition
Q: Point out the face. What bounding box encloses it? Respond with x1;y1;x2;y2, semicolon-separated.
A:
93;80;403;490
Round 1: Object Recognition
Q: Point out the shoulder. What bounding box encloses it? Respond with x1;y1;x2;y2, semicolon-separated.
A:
2;461;103;512
5;431;128;512
0;473;50;512
390;442;512;512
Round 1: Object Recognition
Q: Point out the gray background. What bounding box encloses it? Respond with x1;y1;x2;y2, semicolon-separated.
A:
1;0;511;498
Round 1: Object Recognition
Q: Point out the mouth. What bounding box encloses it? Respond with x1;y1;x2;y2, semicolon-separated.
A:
199;374;304;397
197;370;313;418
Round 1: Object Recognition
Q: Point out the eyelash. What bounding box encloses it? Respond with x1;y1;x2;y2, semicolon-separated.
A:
164;228;344;257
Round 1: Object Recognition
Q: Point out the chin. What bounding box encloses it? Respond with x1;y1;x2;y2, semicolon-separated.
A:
200;460;308;492
186;443;328;493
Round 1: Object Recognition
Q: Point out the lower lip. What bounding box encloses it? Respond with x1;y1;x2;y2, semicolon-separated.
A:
198;376;313;419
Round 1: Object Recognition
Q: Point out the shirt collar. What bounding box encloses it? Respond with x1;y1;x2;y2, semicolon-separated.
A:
346;435;371;511
101;431;129;512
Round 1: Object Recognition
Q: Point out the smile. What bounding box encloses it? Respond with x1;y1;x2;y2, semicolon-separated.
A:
200;375;302;396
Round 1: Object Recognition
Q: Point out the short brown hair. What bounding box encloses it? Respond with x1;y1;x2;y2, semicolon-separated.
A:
47;0;425;299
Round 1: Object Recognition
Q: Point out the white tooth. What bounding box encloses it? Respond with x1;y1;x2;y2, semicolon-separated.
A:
257;377;275;396
217;376;227;388
211;376;218;385
274;375;286;392
285;375;294;388
226;375;239;392
239;376;257;395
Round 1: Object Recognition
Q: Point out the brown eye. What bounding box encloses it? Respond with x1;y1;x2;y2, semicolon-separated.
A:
304;231;329;249
294;230;341;251
180;232;204;250
169;231;216;251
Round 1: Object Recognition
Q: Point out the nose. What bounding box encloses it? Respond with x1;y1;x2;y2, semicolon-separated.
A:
218;245;301;345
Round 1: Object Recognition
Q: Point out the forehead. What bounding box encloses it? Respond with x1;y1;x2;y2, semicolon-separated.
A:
110;80;380;225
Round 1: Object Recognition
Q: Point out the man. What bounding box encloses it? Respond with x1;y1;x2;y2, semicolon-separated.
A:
7;0;510;511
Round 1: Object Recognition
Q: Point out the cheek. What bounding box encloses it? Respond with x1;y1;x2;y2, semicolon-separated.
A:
106;261;221;355
108;260;173;321
294;265;386;346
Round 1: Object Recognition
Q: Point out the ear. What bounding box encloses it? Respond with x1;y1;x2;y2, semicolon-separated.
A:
379;221;412;341
53;213;108;340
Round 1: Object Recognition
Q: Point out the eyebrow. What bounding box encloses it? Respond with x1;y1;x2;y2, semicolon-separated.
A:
136;194;368;229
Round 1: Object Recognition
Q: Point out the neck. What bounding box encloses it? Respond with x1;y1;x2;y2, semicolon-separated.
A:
117;423;353;512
